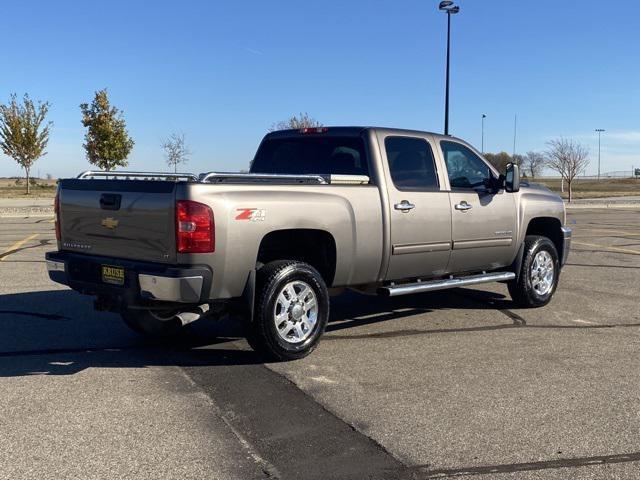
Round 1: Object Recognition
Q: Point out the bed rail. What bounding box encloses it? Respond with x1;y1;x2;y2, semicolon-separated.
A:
76;171;199;181
75;170;370;186
199;172;328;185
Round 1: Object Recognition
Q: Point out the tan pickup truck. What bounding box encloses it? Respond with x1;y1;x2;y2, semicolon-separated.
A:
46;127;571;360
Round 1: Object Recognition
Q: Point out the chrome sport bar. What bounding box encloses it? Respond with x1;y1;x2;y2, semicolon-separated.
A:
76;170;369;186
199;172;328;184
77;171;199;181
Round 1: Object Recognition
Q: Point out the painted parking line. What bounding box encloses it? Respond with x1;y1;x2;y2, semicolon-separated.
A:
572;240;640;256
577;228;640;237
0;233;39;262
571;318;598;325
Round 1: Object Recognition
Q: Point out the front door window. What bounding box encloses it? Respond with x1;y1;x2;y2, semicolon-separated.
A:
441;141;492;190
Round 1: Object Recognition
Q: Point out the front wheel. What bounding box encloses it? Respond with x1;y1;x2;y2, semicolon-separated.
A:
508;235;560;308
246;260;329;361
120;308;185;337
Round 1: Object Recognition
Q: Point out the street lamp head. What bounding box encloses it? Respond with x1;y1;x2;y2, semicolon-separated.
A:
439;1;459;13
482;114;487;118
595;129;605;133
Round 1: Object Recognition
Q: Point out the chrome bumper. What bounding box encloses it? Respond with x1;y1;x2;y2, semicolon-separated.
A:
46;259;66;272
45;251;209;305
561;227;572;266
138;274;204;303
46;259;67;285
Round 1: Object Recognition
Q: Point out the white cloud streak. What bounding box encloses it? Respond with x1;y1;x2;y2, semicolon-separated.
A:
243;47;263;56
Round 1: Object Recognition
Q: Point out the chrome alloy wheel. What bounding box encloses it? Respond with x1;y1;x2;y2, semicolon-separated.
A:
149;308;179;322
530;250;555;296
273;281;319;344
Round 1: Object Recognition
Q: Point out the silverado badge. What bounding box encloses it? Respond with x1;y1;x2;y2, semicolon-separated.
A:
101;217;119;230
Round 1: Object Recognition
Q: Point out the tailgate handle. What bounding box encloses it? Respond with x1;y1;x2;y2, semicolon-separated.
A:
100;193;121;211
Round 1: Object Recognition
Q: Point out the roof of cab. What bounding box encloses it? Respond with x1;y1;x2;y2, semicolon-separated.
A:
264;126;462;143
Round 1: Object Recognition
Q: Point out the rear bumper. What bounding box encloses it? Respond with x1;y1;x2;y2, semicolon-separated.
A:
561;226;572;266
45;251;212;304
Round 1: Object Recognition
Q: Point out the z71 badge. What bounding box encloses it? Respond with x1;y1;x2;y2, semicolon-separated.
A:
235;208;266;222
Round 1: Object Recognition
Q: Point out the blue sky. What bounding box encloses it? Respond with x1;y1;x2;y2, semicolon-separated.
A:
2;0;639;177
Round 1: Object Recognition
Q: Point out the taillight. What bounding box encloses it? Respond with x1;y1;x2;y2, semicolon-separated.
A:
176;200;215;253
54;192;61;241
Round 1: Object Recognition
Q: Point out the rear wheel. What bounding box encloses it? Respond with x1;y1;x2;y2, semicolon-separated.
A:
246;260;329;361
508;235;560;307
120;308;185;337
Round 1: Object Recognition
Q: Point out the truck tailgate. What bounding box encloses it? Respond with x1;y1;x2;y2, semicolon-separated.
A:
58;179;177;264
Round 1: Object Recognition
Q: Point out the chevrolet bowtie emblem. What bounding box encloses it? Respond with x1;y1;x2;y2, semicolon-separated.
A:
101;217;119;230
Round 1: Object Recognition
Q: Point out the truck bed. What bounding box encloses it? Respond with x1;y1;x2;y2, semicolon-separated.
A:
58;171;372;266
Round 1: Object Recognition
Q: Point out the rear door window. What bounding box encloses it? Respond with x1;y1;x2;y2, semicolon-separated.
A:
251;137;368;176
385;136;439;191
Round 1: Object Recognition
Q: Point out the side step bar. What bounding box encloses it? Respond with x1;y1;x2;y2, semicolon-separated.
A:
378;272;516;297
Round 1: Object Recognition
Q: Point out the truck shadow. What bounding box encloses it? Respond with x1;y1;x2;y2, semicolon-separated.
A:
0;287;634;376
326;288;518;334
0;289;261;377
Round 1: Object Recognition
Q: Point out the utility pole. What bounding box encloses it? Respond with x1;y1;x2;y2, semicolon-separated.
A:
595;129;605;181
512;115;517;158
481;114;486;154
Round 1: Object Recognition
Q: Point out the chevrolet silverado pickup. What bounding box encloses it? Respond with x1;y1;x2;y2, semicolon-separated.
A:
46;127;571;360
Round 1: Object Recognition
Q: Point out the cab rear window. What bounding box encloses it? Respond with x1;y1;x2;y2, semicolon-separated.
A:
251;137;369;176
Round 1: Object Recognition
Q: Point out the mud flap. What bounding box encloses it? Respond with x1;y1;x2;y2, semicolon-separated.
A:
511;242;526;281
240;269;256;321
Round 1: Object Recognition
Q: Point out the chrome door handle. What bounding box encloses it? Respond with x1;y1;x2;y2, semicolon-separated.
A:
394;200;415;212
455;201;472;212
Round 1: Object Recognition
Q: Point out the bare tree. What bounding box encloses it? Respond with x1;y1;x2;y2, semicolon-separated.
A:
161;133;192;173
523;151;545;179
512;153;525;169
545;138;589;202
269;112;322;132
0;94;52;194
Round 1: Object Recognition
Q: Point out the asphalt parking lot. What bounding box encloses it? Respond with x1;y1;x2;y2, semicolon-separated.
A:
1;208;639;479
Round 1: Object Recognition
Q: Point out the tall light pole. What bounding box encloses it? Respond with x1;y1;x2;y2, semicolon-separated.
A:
481;114;486;153
595;129;605;181
439;1;460;136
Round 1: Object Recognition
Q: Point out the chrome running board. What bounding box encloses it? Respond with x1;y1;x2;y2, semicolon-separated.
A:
378;272;516;297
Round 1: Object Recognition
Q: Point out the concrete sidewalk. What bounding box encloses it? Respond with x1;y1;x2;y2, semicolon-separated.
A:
565;195;640;209
2;195;640;217
0;198;54;217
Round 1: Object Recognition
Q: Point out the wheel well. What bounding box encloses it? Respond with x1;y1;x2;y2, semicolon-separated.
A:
526;217;563;259
257;229;337;286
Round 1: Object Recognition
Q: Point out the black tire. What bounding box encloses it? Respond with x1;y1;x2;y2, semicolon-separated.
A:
508;235;560;308
120;309;185;338
246;260;329;361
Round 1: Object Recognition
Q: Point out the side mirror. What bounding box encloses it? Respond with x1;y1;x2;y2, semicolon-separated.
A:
505;163;520;192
